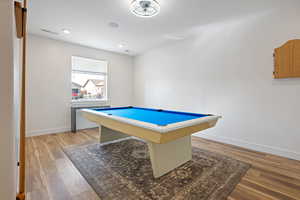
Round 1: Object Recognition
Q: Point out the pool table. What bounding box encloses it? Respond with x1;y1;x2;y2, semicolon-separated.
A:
81;106;221;178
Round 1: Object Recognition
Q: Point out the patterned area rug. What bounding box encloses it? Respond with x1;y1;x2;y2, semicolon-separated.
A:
64;138;250;200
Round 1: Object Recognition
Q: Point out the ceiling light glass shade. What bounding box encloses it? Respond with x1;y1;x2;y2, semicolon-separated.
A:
130;0;160;18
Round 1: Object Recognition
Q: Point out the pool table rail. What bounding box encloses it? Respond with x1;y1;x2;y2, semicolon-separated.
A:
81;109;221;144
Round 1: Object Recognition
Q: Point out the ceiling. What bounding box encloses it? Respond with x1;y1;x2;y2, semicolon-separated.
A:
28;0;283;56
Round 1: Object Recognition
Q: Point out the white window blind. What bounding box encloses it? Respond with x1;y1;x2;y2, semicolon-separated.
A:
72;56;108;74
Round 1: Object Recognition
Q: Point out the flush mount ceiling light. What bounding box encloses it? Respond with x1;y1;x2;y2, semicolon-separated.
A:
130;0;160;18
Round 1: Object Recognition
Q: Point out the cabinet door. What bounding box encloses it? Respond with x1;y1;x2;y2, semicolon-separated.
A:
274;43;293;78
274;40;300;78
293;40;300;76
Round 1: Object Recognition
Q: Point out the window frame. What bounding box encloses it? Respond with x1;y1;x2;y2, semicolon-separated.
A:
71;56;109;106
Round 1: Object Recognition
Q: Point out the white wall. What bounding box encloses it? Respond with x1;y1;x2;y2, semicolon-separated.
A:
27;34;133;136
133;2;300;160
0;0;17;199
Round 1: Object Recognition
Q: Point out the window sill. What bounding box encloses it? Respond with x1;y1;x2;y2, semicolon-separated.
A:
71;99;109;108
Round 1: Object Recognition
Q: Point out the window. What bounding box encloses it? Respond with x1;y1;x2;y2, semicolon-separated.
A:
71;56;108;101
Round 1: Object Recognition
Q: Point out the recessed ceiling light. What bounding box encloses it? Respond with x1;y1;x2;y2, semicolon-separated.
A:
118;44;124;48
108;22;119;28
130;0;160;18
62;29;71;34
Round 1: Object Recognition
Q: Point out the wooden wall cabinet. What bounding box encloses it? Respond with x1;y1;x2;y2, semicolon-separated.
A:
273;39;300;79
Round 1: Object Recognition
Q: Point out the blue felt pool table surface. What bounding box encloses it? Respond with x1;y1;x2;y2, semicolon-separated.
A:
91;107;209;126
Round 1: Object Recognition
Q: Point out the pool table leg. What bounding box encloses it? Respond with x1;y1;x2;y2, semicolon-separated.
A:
99;125;129;143
147;135;192;178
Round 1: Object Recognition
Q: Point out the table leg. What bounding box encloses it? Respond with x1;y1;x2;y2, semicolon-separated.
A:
147;135;192;178
99;125;130;143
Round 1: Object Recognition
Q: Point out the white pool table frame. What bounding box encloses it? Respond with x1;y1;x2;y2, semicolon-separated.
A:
81;108;221;178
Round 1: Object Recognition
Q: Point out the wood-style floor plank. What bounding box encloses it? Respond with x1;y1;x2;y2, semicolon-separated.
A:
192;138;300;180
26;128;300;200
26;131;100;200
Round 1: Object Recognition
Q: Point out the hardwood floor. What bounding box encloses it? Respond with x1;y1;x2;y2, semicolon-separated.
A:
26;128;300;200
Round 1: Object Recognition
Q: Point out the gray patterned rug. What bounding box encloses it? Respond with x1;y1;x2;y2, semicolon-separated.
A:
64;138;250;200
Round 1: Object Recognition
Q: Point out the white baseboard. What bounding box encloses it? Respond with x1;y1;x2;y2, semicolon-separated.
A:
195;133;300;161
26;127;71;137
